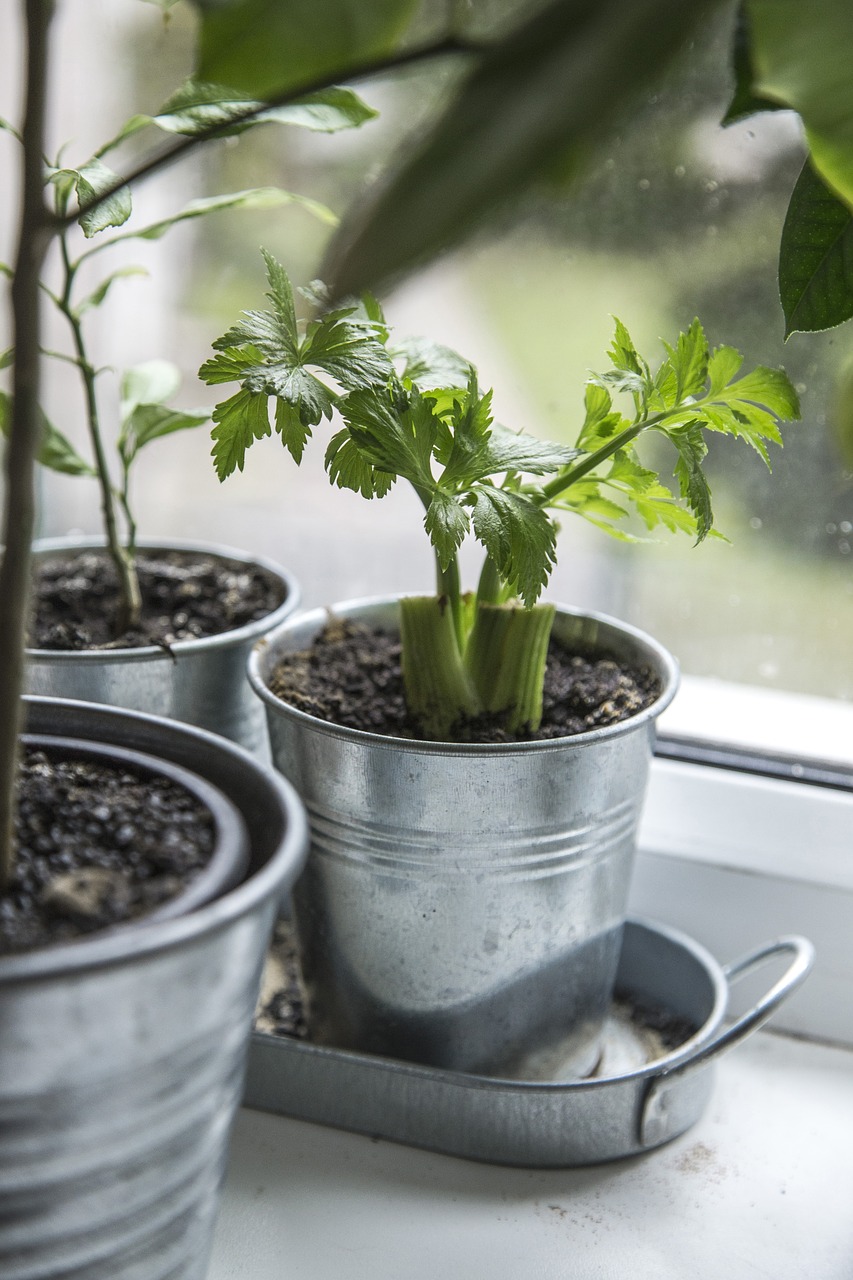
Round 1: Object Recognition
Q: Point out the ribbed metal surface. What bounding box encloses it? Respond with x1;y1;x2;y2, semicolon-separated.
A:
250;598;678;1077
0;698;308;1280
25;540;300;757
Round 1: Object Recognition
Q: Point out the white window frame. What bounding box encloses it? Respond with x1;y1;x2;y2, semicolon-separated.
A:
631;675;853;1047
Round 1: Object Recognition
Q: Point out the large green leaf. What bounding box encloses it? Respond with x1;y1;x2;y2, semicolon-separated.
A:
746;0;853;209
323;0;722;299
779;160;853;336
193;0;416;100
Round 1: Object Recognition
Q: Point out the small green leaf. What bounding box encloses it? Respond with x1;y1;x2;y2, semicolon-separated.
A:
128;188;337;242
0;348;13;371
153;81;377;136
779;160;853;336
0;263;12;280
121;405;208;465
75;266;148;316
53;160;132;237
0;392;95;477
120;360;182;422
210;387;271;480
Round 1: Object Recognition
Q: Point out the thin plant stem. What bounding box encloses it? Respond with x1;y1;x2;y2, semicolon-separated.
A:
57;231;141;630
0;0;55;889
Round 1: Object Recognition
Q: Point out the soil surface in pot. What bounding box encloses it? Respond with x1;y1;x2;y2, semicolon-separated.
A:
268;618;661;743
29;549;287;650
0;745;216;955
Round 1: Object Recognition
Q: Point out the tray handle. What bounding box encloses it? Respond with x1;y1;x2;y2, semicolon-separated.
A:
639;934;814;1148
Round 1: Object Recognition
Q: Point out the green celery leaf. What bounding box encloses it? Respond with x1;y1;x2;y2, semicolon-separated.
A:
706;345;744;395
662;318;709;402
198;345;263;385
325;427;395;498
194;0;416;100
608;317;646;379
669;423;713;541
424;489;470;570
480;423;579;476
324;0;719;297
340;387;437;488
210;387;271;479
0;392;95;477
779;160;853;336
470;484;557;607
715;365;800;420
393;336;473;390
575;382;626;450
302;310;394;389
274;397;313;463
203;253;393;473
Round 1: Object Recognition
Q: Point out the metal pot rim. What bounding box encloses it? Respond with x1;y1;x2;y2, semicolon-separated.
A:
0;696;308;986
249;594;680;755
27;537;300;661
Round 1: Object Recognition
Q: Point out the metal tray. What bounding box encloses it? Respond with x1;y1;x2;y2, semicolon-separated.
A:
244;918;813;1166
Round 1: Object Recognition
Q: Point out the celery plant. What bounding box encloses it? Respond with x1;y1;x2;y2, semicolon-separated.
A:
204;254;800;739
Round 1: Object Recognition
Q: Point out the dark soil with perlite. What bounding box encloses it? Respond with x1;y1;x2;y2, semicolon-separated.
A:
269;618;661;743
0;747;216;955
29;549;286;650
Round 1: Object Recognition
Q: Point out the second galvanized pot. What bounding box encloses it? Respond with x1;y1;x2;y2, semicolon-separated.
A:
26;538;300;756
249;597;679;1078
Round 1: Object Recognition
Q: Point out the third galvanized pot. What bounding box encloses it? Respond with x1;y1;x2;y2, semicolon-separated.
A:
250;597;679;1077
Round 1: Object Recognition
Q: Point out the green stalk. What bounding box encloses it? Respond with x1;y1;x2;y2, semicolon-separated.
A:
0;0;55;890
399;595;480;740
57;232;141;632
465;601;555;733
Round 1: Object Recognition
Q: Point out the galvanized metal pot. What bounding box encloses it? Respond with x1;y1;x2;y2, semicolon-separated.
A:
249;597;679;1078
26;538;300;757
0;697;308;1280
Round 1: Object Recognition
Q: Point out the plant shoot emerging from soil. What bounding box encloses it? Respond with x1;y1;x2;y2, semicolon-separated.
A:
203;254;801;739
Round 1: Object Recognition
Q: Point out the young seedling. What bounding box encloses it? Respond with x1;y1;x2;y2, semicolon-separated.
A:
0;81;375;634
203;253;800;739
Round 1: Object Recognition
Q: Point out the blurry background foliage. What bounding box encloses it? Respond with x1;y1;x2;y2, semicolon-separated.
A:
3;0;853;696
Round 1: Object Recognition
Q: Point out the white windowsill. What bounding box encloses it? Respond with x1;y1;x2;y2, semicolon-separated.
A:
210;1031;853;1280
